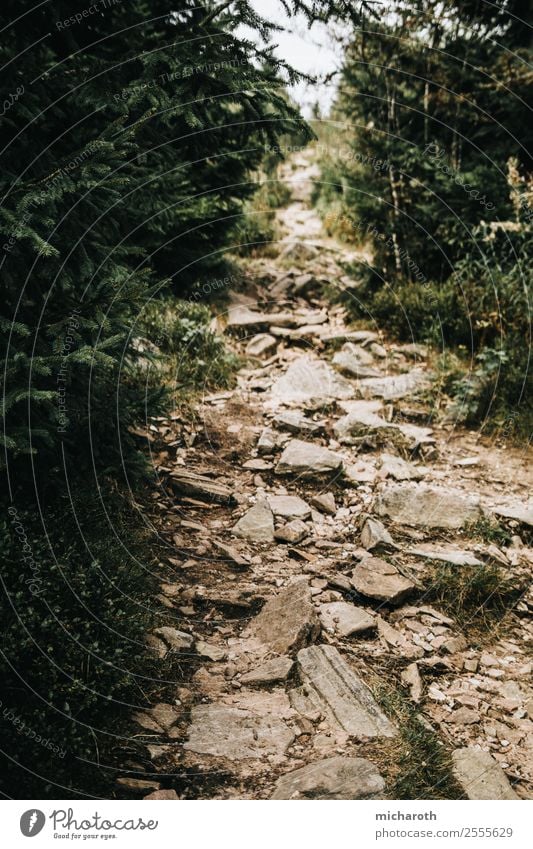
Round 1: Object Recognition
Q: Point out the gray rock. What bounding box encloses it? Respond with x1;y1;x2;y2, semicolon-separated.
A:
358;369;432;401
407;544;483;567
296;645;397;738
311;492;337;515
319;602;376;637
378;452;425;481
232;499;274;542
276;439;344;478
333;343;381;379
274;519;309;544
350;556;416;605
333;402;403;445
452;748;518;800
267;494;312;520
227;306;295;329
245;579;320;655
401;663;423;703
361;517;396;551
271;756;385;800
245;333;277;357
184;704;295;760
271;356;354;406
257;427;279;455
153;627;193;652
273;410;325;436
240;656;294;686
492;500;533;528
375;483;483;529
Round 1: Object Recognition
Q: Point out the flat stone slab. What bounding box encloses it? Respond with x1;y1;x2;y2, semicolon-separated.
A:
245;579;320;655
273;410;325;435
358;369;432;401
232;499;274;542
492;500;533;528
276;439;344;478
452;748;518;800
271;756;385;800
319;602;376;637
184;704;295;760
334;402;400;444
267;494;312;520
296;645;397;739
350;556;416;605
407;544;483;567
378;453;425;481
271;356;354;406
375;483;483;529
333;344;381;379
240;656;294;687
246;333;277;357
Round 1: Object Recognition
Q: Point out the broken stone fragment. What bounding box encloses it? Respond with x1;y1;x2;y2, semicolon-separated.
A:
274;519;309;544
271;756;385;800
350;557;416;605
273;410;325;436
401;663;423;702
319;602;376;638
267;494;312;520
240;656;294;687
378;452;425;481
271;356;354;406
451;748;519;800
375;483;483;529
184;704;295;761
296;645;397;739
169;468;235;505
116;778;161;794
244;579;320;655
492;500;533;528
276;439;344;478
310;492;337;515
358;369;432;401
143;789;179;800
332;343;382;379
361;517;396;551
153;626;193;652
406;544;483;567
232;499;274;542
257;427;280;455
195;640;227;662
245;333;277;357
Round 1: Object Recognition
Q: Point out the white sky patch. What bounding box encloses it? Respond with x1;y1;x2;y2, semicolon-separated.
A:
237;0;343;117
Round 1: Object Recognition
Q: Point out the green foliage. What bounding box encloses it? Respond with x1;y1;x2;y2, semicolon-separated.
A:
315;1;532;430
139;299;239;391
0;488;162;798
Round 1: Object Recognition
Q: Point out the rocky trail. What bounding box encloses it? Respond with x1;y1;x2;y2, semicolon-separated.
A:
121;151;533;801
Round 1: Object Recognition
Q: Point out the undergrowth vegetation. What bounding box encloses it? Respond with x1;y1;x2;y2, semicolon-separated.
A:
313;1;532;434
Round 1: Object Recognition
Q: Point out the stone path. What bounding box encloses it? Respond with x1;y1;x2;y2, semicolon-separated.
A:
121;150;533;801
